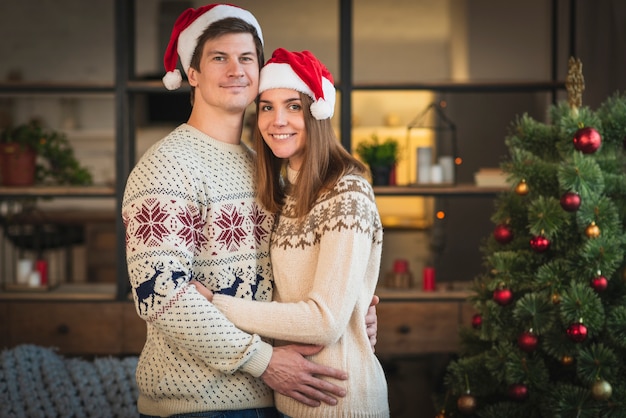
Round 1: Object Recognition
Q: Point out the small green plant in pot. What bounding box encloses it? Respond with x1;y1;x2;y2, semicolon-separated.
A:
0;120;93;187
355;134;399;185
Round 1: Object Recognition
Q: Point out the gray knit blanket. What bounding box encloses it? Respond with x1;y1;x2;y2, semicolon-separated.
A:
0;344;139;418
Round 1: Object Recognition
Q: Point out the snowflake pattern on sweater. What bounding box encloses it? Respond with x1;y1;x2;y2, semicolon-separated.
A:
122;124;276;415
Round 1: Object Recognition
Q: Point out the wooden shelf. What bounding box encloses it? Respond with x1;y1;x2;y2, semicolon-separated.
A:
373;183;508;197
0;82;114;95
0;283;117;301
0;185;115;198
377;287;472;302
343;80;566;93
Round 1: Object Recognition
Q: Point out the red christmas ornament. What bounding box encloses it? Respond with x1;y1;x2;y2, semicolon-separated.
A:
567;322;588;343
508;383;529;401
493;224;513;244
493;288;513;306
560;191;581;212
573;126;602;154
591;274;608;292
530;235;550;252
471;313;482;329
517;331;539;352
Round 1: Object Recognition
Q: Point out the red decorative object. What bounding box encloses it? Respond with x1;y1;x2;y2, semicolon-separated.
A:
560;191;581;212
508;383;529;401
566;322;588;343
493;224;513;244
530;235;550;252
423;267;436;291
591;274;608;292
35;259;48;286
517;331;539;352
471;313;482;329
493;288;513;306
573;126;602;154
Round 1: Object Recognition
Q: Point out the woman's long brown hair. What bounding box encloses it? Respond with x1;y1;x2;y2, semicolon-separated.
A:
254;93;368;218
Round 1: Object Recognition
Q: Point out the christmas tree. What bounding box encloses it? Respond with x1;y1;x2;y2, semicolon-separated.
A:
438;58;626;417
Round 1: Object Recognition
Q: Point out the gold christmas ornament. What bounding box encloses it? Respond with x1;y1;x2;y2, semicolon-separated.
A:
515;179;529;196
585;221;600;238
561;355;574;366
551;293;561;304
457;393;477;414
591;379;612;401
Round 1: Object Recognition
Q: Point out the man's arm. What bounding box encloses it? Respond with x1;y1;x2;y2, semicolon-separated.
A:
189;280;348;406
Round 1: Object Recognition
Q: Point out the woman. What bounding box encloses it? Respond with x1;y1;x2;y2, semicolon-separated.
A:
197;48;389;417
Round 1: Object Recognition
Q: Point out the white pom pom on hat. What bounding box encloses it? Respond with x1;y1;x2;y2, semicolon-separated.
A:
161;4;264;90
259;48;336;120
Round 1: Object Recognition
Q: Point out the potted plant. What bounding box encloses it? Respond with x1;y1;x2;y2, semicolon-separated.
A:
355;134;400;185
0;120;92;187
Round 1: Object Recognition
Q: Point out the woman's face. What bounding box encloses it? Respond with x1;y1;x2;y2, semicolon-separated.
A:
257;88;307;171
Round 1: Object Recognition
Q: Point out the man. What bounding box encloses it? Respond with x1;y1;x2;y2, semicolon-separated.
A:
122;4;377;417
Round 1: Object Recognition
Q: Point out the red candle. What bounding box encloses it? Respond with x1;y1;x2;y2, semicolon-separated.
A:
36;259;48;286
423;267;435;291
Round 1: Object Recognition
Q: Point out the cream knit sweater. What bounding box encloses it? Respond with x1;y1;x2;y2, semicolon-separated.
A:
213;172;390;418
122;124;276;416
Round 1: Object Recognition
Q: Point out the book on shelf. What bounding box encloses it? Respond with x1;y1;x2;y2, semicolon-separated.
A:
474;168;509;187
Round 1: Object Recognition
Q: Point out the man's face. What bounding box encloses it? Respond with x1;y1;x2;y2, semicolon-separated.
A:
187;32;260;114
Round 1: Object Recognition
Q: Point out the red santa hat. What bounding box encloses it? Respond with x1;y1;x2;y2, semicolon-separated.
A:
162;3;264;90
259;48;336;120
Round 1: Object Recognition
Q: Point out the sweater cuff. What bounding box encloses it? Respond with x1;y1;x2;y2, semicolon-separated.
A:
241;340;273;378
211;294;232;316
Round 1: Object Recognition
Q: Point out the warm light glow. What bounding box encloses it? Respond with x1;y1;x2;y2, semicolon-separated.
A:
436;211;446;219
455;157;463;165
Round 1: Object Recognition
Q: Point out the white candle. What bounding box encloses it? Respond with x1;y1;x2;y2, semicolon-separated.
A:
17;259;33;285
417;147;432;184
438;156;454;183
430;164;443;183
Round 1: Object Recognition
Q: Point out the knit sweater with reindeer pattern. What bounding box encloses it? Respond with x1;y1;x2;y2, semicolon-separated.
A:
122;124;275;416
213;171;390;418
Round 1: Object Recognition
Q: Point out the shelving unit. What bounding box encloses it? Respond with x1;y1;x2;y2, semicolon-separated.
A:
0;0;574;356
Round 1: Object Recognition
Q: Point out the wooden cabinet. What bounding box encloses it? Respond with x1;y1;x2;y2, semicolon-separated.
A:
0;300;145;356
375;289;474;356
